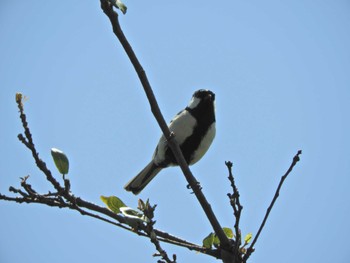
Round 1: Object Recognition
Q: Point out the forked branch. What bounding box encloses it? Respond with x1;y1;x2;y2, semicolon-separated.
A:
1;93;221;260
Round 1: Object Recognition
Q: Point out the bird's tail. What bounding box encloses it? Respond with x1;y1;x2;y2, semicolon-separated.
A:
124;162;162;195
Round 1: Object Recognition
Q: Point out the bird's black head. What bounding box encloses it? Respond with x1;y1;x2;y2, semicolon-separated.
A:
186;89;216;123
188;89;215;110
193;89;215;101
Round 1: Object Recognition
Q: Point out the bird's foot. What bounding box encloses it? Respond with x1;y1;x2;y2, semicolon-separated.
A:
186;181;202;194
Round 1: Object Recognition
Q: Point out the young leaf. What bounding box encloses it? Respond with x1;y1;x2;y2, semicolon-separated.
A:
222;227;234;239
203;227;234;249
244;233;253;244
100;195;127;214
213;234;220;246
110;0;127;14
202;233;214;249
51;148;69;175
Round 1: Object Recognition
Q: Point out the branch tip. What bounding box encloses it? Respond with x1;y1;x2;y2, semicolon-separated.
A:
243;150;303;261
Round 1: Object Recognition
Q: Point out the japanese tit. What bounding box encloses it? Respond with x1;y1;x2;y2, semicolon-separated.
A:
124;89;216;195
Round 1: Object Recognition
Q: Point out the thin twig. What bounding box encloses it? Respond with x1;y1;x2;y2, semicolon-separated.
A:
15;94;63;193
3;182;208;253
140;200;176;263
226;161;243;262
243;150;302;262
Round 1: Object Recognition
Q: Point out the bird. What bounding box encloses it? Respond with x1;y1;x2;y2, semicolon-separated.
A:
124;89;216;195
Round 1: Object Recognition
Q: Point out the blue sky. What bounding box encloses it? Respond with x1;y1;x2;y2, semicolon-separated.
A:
1;1;349;262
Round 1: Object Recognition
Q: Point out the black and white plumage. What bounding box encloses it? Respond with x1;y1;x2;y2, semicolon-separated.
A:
124;89;216;195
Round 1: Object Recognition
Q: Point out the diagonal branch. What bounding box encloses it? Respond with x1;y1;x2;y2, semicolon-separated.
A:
243;150;302;262
99;1;231;253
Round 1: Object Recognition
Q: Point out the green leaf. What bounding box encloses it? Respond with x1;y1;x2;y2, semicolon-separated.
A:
222;227;234;239
213;234;220;246
203;227;234;249
244;233;252;244
100;195;127;214
202;233;214;249
111;0;127;14
51;148;69;175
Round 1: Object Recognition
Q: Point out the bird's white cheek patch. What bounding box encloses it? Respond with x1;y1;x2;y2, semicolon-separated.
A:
190;123;216;165
187;97;200;109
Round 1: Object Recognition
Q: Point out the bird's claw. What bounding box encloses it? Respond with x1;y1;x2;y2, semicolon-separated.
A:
186;181;202;194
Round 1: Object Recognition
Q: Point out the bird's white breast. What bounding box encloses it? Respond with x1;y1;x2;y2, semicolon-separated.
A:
153;110;196;164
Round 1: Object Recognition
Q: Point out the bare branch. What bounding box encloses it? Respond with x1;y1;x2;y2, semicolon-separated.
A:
243;150;302;262
16;94;63;193
139;200;176;263
226;161;244;262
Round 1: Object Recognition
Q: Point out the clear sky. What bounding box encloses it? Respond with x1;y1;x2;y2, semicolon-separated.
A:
1;1;349;262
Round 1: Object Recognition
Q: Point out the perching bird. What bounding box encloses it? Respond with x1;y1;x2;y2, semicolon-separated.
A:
124;89;216;195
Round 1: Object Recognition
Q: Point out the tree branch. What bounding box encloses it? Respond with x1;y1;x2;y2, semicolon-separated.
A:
1;93;223;259
16;93;63;193
243;150;302;262
1;4;304;263
99;0;231;253
226;161;244;262
140;200;177;263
